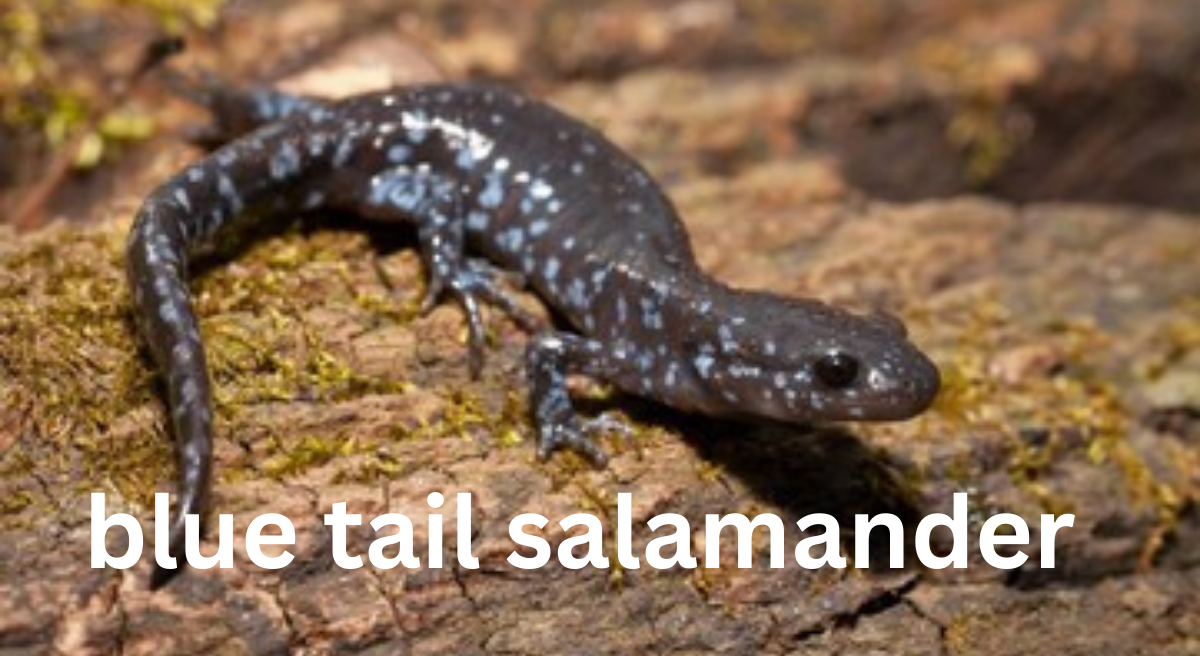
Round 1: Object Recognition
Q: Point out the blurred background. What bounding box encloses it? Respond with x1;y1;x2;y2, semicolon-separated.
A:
4;0;1200;229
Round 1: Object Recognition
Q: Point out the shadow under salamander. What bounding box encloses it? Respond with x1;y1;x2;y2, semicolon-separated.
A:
602;395;932;574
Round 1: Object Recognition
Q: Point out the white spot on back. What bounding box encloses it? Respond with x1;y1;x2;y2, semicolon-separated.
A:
467;211;490;231
387;143;412;163
529;179;554;200
173;188;191;212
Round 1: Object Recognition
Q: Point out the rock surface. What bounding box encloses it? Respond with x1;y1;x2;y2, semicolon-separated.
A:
1;1;1198;655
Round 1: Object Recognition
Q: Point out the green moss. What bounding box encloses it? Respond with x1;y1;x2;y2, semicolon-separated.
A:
261;434;361;480
0;489;35;515
0;222;453;528
893;287;1190;558
1;1;228;169
1134;304;1200;381
117;0;227;32
0;227;167;513
492;389;531;449
913;39;1039;186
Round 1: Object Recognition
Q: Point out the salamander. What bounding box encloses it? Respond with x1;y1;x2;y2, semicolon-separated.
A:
126;77;941;587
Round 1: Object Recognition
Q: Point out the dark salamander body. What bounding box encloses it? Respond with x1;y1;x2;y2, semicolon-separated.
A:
127;80;940;586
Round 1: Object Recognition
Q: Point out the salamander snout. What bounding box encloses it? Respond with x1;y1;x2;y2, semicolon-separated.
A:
848;343;941;420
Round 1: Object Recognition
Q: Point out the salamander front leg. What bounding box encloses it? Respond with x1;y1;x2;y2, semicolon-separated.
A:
525;332;634;466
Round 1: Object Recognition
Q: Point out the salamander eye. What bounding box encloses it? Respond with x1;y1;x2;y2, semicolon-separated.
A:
814;352;859;389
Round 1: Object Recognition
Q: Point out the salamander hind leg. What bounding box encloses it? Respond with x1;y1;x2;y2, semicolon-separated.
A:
525;332;634;467
418;227;544;376
421;255;543;357
367;170;541;376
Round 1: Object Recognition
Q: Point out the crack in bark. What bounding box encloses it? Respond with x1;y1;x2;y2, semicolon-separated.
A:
266;583;305;653
449;561;481;612
902;594;951;656
365;567;413;656
793;575;922;643
113;571;130;656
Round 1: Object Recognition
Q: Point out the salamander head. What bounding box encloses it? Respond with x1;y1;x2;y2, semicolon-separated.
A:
681;291;940;423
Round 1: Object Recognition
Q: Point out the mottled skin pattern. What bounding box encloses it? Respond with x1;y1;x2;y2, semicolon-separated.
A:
127;79;940;587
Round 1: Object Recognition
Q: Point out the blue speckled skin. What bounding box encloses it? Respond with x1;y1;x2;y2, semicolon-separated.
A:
127;79;940;587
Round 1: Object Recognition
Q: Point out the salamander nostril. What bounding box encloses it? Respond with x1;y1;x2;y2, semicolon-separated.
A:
814;352;860;389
